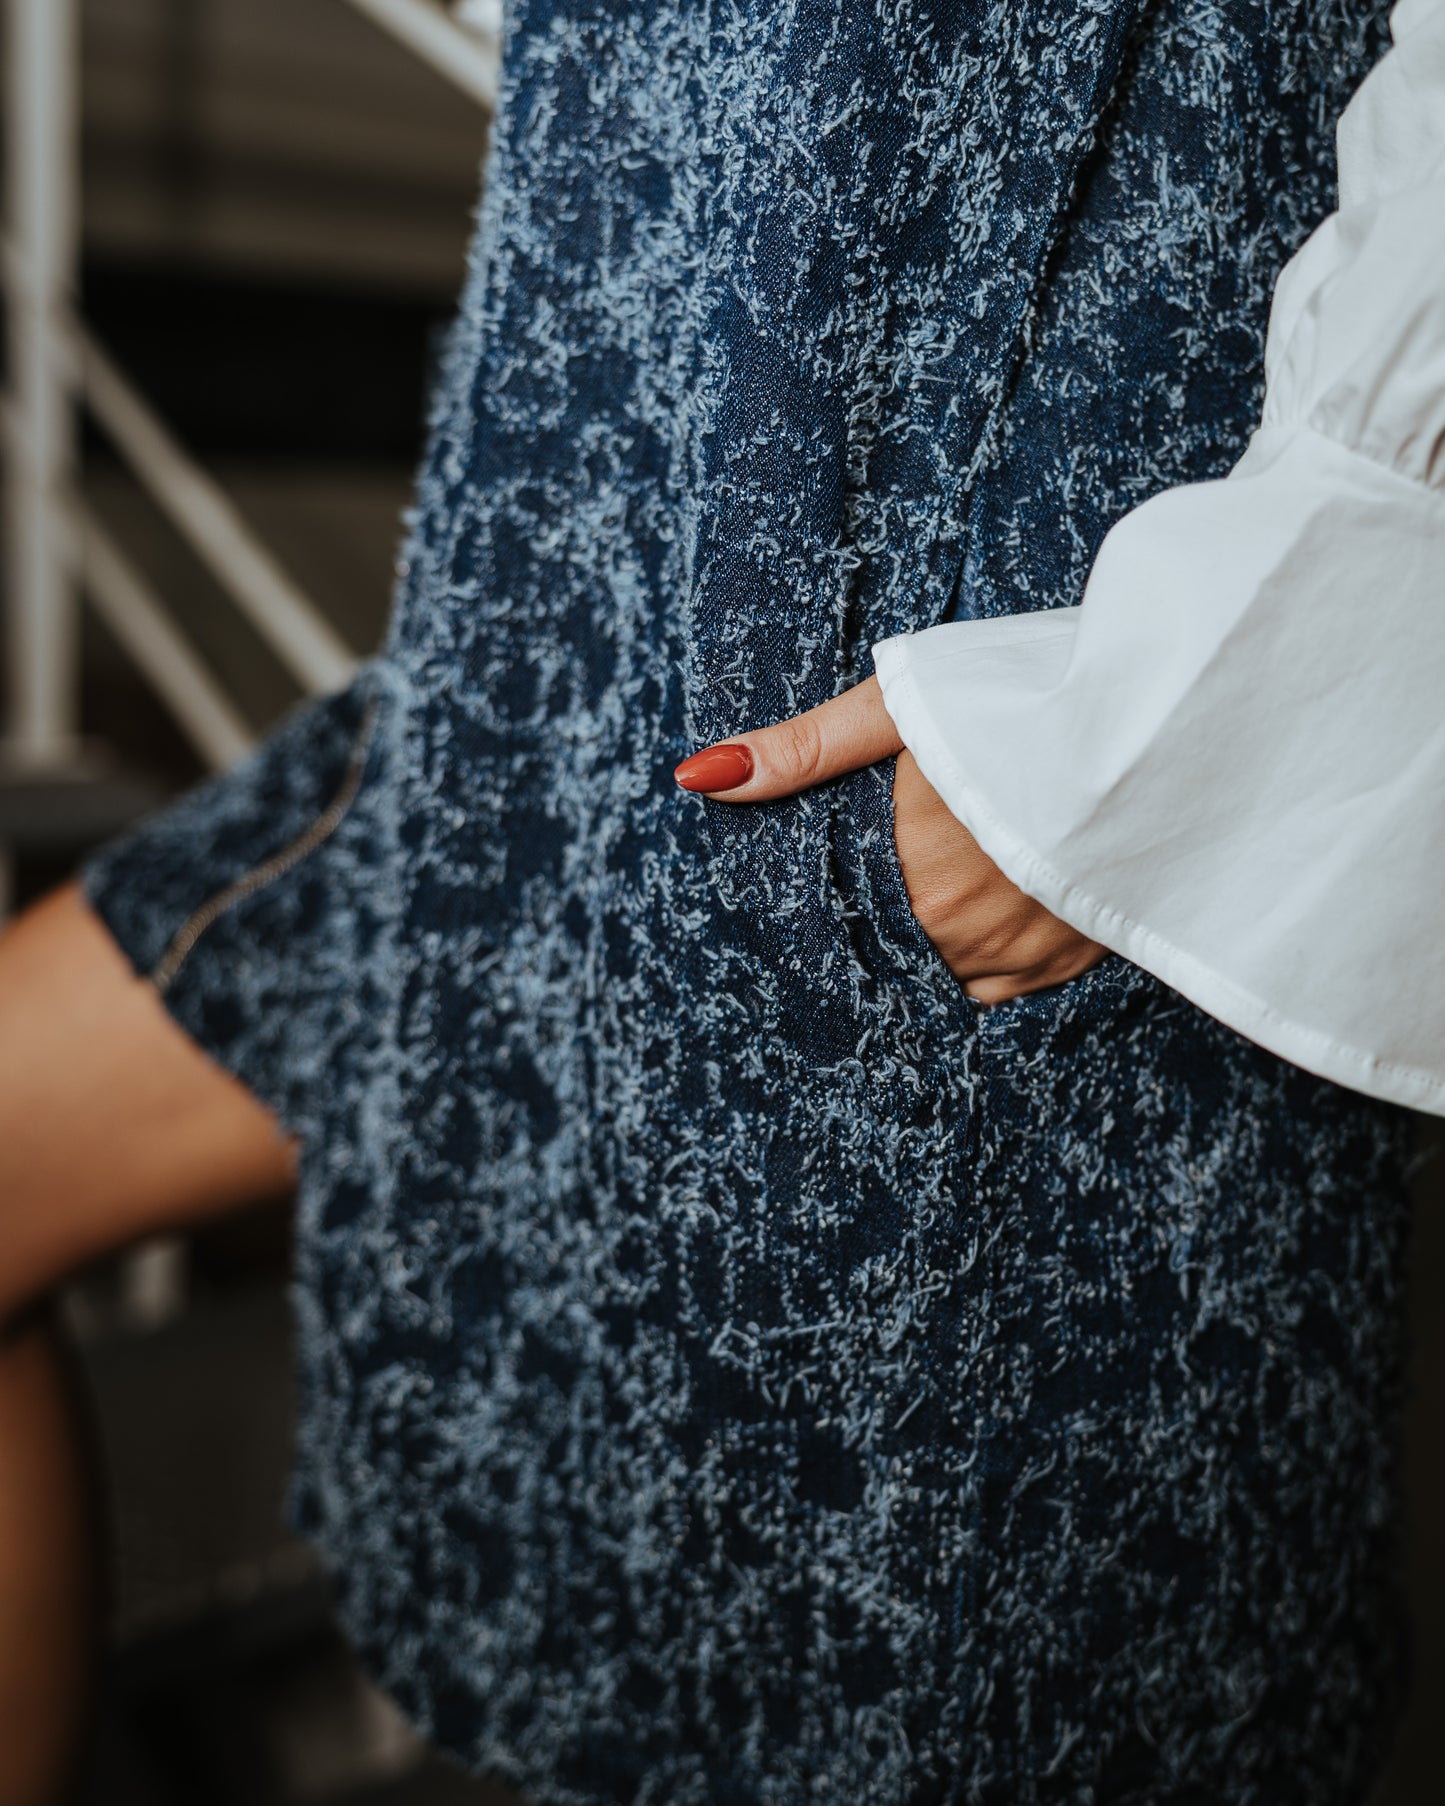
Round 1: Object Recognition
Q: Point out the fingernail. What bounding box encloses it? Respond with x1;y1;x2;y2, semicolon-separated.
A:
673;742;754;793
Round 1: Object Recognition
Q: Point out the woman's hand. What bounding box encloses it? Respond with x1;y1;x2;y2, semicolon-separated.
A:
674;676;1107;1003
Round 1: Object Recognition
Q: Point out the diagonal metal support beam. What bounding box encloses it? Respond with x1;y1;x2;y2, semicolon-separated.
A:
343;0;500;108
70;501;257;772
77;329;360;699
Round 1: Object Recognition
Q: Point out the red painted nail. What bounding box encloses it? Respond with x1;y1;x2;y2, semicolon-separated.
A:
673;743;755;793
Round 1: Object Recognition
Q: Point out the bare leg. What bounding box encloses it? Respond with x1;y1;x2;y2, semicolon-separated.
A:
0;884;298;1802
0;1318;96;1806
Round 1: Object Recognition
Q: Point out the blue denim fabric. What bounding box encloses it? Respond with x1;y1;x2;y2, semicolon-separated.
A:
87;4;1413;1801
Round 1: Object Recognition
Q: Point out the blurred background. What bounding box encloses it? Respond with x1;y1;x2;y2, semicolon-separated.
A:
0;2;1438;1801
2;1;515;1799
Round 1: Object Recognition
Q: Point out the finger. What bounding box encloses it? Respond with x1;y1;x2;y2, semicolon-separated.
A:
674;676;903;800
963;941;1108;1003
963;972;1036;1005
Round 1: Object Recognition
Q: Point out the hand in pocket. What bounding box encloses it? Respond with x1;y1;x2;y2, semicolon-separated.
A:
674;675;1106;1003
888;744;1104;1002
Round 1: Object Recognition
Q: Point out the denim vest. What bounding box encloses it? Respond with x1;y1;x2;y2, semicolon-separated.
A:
89;4;1412;1800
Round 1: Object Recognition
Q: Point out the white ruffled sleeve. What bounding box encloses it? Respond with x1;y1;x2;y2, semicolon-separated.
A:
873;0;1445;1114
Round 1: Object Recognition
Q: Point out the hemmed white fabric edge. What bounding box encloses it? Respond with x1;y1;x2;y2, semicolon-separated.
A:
873;639;1445;1119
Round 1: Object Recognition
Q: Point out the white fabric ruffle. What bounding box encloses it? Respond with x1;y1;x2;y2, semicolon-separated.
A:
875;0;1445;1113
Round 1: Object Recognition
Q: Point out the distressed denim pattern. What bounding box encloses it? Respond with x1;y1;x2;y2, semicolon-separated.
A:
86;4;1413;1801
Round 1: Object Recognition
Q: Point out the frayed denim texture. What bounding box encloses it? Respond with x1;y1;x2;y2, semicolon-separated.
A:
87;4;1413;1801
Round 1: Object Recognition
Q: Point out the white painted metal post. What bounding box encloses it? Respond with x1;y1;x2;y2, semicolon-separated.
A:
3;0;81;766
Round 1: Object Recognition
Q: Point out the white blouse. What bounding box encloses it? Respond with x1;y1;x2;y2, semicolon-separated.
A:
874;0;1445;1116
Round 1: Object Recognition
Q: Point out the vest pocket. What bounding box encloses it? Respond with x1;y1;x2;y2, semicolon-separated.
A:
973;951;1146;1065
829;758;976;1017
832;754;1151;1048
